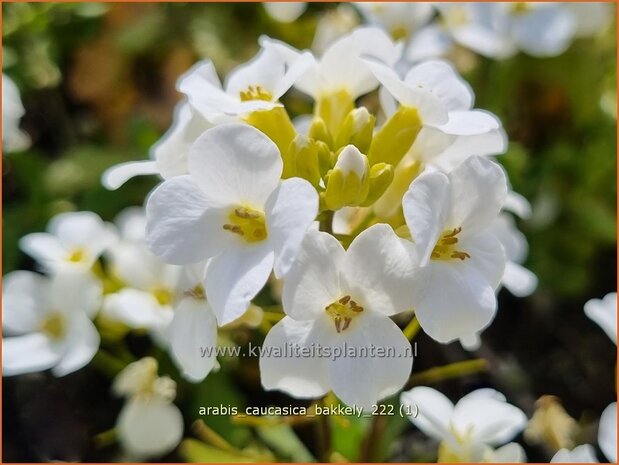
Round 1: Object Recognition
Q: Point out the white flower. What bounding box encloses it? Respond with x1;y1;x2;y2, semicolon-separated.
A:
599;402;617;463
260;224;415;409
402;156;507;343
178;48;313;122
551;444;598;463
2;73;30;152
263;2;307;23
354;2;434;41
262;26;402;101
146;123;318;325
584;292;617;344
400;386;527;462
102;101;211;190
113;358;183;459
19;211;116;272
311;4;359;55
2;269;101;377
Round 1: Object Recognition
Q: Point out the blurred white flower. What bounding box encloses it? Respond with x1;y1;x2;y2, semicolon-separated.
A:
260;225;415;409
355;2;434;40
599;402;617;463
19;211;116;273
2;269;101;377
2;73;30;152
402;156;507;343
311;4;359;55
146;123;318;325
263;2;307;23
113;357;183;459
102;101;211;190
568;2;613;38
551;444;598;463
584;292;617;344
401;386;527;462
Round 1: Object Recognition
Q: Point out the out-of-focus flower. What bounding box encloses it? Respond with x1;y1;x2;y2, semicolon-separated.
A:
311;4;359;55
525;395;578;451
401;386;527;462
551;444;598;463
2;73;29;152
19;211;116;273
260;225;415;409
113;357;183;459
146;124;318;325
2;269;101;377
584;292;617;344
263;2;307;23
402;156;507;343
599;402;617;463
355;2;434;41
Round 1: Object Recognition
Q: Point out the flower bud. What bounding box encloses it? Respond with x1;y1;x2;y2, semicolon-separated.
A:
361;162;394;207
367;105;422;166
334;106;375;153
323;145;370;210
308;117;334;148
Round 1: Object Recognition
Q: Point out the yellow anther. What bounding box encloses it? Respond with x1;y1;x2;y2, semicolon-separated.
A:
68;248;85;263
239;85;273;102
223;206;268;243
511;2;531;14
40;313;66;340
152;286;174;306
185;284;206;300
431;227;471;262
325;295;364;333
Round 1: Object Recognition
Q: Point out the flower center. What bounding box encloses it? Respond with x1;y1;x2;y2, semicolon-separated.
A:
40;312;66;340
152;286;174;306
325;295;364;333
185;284;206;300
510;2;531;14
239;85;273;102
223;206;268;243
68;248;85;263
431;227;471;261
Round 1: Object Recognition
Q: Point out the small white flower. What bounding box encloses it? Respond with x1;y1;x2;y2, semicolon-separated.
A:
19;211;116;272
584;292;617;344
354;2;434;41
260;224;415;409
551;444;599;463
113;358;183;459
599;402;617;463
2;269;101;377
263;26;402;101
401;386;527;462
402;156;507;343
146;123;318;325
102;101;211;190
263;2;307;23
178;48;313;122
2;73;30;152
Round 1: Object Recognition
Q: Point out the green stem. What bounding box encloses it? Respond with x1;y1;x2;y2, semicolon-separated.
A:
403;316;421;341
407;359;489;387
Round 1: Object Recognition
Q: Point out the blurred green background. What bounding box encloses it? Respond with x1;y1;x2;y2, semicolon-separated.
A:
2;3;617;463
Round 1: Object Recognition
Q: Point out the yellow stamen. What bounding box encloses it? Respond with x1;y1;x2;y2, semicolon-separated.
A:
325;295;364;333
68;248;85;263
239;85;273;102
152;286;173;306
40;313;66;340
431;227;471;262
223;206;268;243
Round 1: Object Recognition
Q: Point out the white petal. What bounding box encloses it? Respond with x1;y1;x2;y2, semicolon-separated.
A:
225;46;286;97
206;245;274;325
406;25;453;62
404;60;473;111
265;177;318;278
282;230;344;321
460;332;482;351
188;124;282;207
2;333;62;376
458;231;506;290
448;156;507;233
584;293;617;344
103;289;172;329
412;261;497;343
491;442;527;462
504;191;532;219
49;269;102;318
272;51;315;100
502;262;538;298
101;161;159;190
599;402;617;463
52;312;100;376
18;233;66;268
264;2;307;22
342;224;417;316
170;297;218;382
551;444;598;463
510;5;576;57
49;211;112;252
145;175;232;265
329;312;413;410
117;398;184;459
2;271;49;335
452;388;527;446
400;386;454;441
435;110;500;136
260;316;331;398
403;170;451;266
